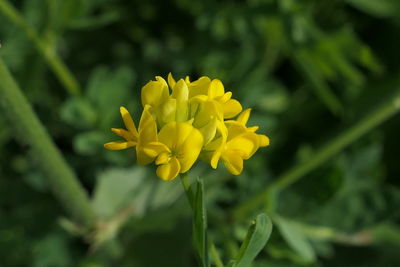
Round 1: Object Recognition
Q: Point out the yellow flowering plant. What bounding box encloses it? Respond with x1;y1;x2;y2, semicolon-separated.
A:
104;74;269;181
104;74;271;266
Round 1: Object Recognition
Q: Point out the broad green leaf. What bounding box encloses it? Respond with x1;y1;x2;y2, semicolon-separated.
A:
91;167;147;218
274;216;316;263
233;213;273;267
192;179;209;267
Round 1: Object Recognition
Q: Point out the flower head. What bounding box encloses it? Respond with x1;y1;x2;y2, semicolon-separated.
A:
105;74;269;181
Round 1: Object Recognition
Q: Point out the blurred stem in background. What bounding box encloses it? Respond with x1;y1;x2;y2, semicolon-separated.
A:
236;87;400;219
0;0;81;96
0;57;93;227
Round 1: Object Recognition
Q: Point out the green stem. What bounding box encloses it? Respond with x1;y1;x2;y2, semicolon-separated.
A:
235;89;400;219
0;0;81;96
180;173;221;267
0;57;94;227
180;172;195;207
210;243;224;267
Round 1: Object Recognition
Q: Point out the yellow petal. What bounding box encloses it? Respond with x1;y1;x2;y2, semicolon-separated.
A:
138;105;158;145
215;91;232;103
258;134;270;147
236;108;251;125
198;117;217;145
185;76;191;84
119;106;138;135
204;137;224;169
178;126;204;173
248;126;259;132
155;151;171;165
157;98;177;125
226;123;247;141
208;79;225;99
136;147;154;165
227;132;259;159
111;128;136;141
158;122;193;150
222;150;243;175
221;99;242;118
141;77;169;108
188;76;211;98
192;100;223;128
172;79;189;122
156;156;181;181
104;141;136;150
168;73;176;88
142;141;169;157
171;79;189;102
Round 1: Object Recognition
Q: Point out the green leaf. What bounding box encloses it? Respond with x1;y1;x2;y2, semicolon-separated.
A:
91;167;147;218
86;66;135;116
346;0;400;18
192;178;209;267
73;130;108;155
233;213;273;267
60;97;97;129
274;216;316;263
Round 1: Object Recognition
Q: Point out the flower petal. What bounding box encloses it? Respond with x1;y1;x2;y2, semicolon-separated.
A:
171;79;189;102
227;132;259;159
158;122;193;150
236;108;251;125
221;99;242;118
156;156;181;181
141;77;169;108
178;127;204;173
111;128;136;141
104;141;136;150
168;73;176;88
198;117;217;145
208;79;225;99
143;141;169;158
119;106;138;135
136;147;154;165
222;150;243;175
188;76;211;98
156;151;171;165
258;134;270;147
138;105;158;144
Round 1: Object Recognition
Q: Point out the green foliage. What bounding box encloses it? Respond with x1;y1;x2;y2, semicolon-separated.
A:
232;214;273;267
1;0;400;266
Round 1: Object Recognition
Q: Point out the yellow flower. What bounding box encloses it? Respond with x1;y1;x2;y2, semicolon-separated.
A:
105;74;269;180
218;109;270;175
155;122;203;181
104;105;166;165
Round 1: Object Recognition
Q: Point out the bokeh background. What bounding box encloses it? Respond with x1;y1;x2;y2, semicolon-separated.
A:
1;0;400;266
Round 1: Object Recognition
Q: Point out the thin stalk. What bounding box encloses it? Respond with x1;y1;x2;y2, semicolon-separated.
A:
210;243;224;267
0;58;94;227
0;0;81;96
235;89;400;219
180;173;221;267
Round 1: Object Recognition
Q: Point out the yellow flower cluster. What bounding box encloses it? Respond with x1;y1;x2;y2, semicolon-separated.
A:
104;74;269;181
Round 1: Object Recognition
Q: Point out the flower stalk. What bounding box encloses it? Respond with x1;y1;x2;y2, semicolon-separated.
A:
0;57;94;227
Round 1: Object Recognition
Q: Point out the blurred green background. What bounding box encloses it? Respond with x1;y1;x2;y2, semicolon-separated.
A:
1;0;400;266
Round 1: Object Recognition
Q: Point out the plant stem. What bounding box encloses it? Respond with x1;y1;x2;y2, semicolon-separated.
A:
210;243;224;267
180;173;222;267
0;0;81;96
235;89;400;219
0;58;94;227
180;172;194;207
